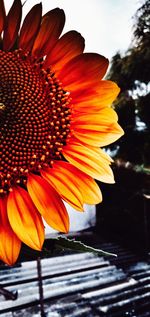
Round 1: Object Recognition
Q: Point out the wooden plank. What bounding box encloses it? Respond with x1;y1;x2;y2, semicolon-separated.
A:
5;264;117;292
82;278;137;298
98;292;150;314
0;258;110;287
0;271;126;313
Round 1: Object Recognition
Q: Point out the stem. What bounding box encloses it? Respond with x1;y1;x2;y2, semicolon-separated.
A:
37;257;45;317
143;194;149;252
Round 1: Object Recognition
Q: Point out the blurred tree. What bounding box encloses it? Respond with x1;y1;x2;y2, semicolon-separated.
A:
107;0;150;165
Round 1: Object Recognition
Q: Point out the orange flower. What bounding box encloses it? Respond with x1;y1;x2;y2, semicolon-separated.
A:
0;0;124;265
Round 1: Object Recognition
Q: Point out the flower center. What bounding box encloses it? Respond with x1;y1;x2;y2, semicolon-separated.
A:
0;49;71;194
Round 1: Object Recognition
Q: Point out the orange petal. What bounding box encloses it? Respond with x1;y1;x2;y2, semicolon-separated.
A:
32;8;65;58
73;122;124;147
58;53;109;92
45;31;85;73
0;196;21;266
90;147;113;164
63;142;115;183
77;141;113;163
3;0;22;51
27;174;69;233
0;0;6;35
7;187;44;251
73;81;120;111
19;3;42;51
72;108;118;128
71;108;124;146
43;161;102;205
41;166;84;211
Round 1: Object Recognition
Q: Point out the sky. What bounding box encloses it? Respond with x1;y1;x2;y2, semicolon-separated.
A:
5;0;140;61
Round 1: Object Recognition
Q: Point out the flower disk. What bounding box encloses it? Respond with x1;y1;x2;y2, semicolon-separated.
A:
0;0;124;266
0;49;71;194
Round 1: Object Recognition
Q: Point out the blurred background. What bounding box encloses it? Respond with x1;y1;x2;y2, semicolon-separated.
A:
96;0;150;253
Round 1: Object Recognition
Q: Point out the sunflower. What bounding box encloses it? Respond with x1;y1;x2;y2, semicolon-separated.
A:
0;0;124;265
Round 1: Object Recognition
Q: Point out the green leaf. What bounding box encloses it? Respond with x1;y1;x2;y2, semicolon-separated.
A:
44;236;116;257
134;164;150;175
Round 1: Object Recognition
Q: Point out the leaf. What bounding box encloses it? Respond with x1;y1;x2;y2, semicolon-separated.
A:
134;164;150;175
44;236;116;257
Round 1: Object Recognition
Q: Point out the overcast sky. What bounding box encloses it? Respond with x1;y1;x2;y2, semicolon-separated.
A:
6;0;140;60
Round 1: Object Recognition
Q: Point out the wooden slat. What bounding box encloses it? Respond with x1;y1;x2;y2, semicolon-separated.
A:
0;240;150;316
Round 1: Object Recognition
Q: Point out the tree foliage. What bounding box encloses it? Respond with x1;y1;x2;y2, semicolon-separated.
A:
107;0;150;165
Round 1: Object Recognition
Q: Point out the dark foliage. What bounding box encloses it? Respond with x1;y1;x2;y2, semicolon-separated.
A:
107;0;150;165
96;165;150;252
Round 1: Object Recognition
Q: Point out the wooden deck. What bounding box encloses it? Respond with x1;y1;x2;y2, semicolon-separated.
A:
0;237;150;316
